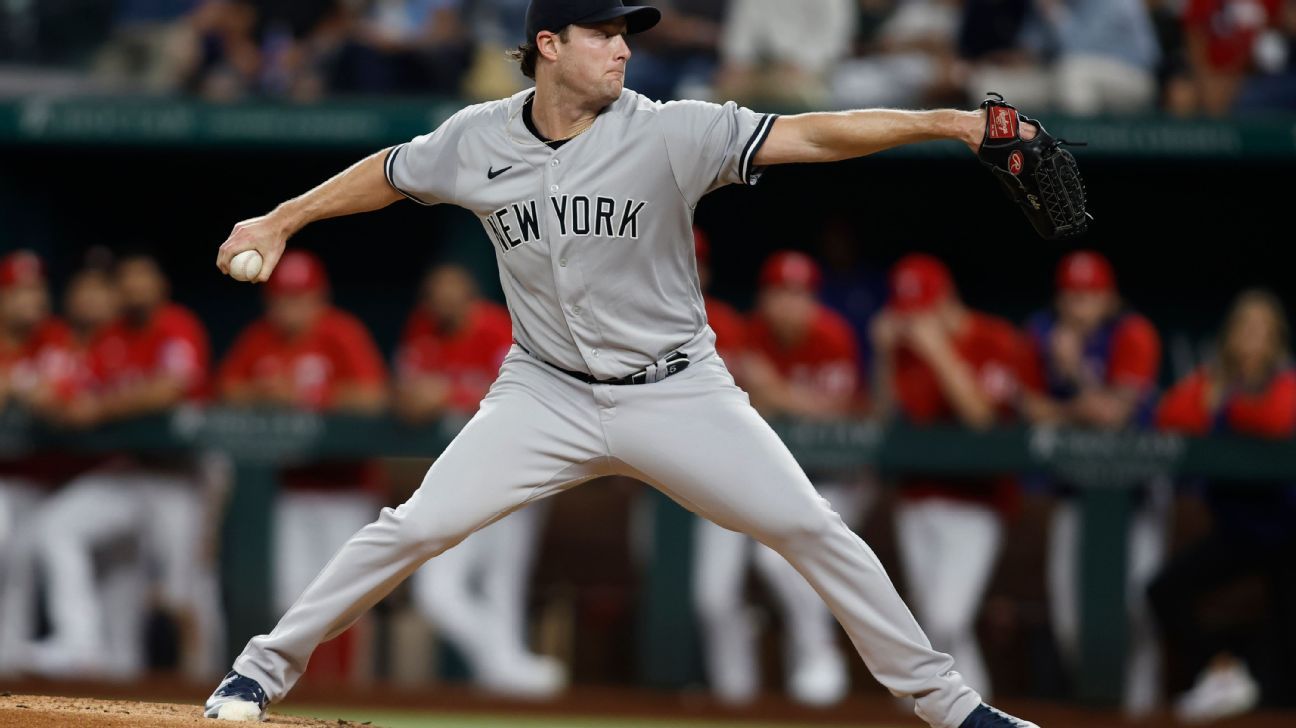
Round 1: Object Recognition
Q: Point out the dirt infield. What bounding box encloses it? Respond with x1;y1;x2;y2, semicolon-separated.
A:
2;682;1293;728
0;693;372;727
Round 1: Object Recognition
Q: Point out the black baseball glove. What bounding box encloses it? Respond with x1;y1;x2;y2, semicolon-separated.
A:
977;93;1090;240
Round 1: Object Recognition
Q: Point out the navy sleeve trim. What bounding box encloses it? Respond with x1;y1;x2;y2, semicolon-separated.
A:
740;114;778;186
384;145;434;206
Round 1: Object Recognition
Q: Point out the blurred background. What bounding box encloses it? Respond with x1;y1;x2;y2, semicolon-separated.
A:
1;1;1295;727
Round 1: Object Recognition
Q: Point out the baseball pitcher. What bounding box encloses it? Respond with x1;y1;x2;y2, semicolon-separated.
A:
206;2;1048;726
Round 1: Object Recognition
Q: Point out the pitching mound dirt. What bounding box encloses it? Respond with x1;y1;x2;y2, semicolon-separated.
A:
0;693;372;727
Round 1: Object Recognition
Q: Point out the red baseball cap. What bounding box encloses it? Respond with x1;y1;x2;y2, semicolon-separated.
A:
1056;250;1115;292
0;250;45;289
266;250;329;296
759;251;822;292
693;227;710;266
888;254;954;313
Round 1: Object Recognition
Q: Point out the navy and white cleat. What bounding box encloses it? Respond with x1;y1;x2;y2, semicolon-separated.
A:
204;670;268;721
959;704;1040;728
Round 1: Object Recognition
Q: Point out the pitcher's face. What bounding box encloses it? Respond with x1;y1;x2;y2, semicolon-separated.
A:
551;19;631;106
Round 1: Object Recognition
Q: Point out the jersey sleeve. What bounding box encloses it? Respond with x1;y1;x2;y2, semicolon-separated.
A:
483;311;515;369
706;301;747;356
827;319;862;373
1012;330;1046;395
217;325;264;391
892;350;944;423
385;106;478;206
987;323;1040;405
1156;370;1210;435
1227;370;1296;438
1109;316;1162;392
331;316;389;385
819;316;862;399
657;100;777;204
395;313;428;380
158;315;209;396
35;323;79;402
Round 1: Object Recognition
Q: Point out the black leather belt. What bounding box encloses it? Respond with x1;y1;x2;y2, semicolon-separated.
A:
517;343;690;386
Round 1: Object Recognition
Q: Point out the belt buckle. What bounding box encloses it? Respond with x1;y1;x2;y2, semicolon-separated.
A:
630;352;689;385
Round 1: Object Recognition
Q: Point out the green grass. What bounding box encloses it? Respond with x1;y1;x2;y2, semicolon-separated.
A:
288;708;903;728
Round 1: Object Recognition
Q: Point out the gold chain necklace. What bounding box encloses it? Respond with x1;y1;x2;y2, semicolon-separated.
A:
507;97;600;147
548;116;597;142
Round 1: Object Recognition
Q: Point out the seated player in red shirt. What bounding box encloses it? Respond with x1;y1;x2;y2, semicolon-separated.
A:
870;254;1039;700
394;264;514;421
694;250;871;707
218;250;388;682
396;263;565;697
1150;289;1296;723
0;251;77;675
33;252;222;680
1020;251;1165;716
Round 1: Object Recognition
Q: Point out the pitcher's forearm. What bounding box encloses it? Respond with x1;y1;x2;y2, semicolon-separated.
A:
806;109;980;160
272;150;404;236
758;109;983;165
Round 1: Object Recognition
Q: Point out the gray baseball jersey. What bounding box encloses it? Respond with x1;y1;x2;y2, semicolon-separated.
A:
385;88;775;380
229;87;984;728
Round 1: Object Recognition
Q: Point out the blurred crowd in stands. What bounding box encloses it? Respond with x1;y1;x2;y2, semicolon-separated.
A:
1;1;1294;115
1;239;1294;723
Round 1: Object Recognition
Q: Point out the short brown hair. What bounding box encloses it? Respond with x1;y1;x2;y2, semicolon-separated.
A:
508;27;569;80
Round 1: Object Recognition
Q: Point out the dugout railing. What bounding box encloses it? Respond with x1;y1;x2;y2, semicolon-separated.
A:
4;406;1295;704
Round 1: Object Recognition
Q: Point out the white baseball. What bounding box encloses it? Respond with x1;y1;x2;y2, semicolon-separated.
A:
229;250;263;282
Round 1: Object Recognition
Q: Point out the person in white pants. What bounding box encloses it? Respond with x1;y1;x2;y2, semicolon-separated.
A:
396;264;563;697
1019;251;1166;716
0;250;80;675
32;254;224;680
694;251;874;707
872;254;1041;700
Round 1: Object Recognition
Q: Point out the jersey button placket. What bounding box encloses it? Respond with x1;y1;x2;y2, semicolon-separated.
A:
545;154;595;375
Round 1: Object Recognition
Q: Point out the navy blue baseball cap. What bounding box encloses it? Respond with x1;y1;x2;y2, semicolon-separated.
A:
525;0;662;43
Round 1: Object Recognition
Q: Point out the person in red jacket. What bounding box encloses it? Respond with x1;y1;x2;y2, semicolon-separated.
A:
394;264;514;421
694;250;871;707
1021;250;1166;716
60;263;123;405
33;253;223;680
870;254;1038;700
1150;289;1296;723
0;251;75;416
0;251;77;675
218;250;388;682
396;263;564;697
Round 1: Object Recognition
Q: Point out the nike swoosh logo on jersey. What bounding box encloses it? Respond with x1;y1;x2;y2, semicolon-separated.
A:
488;166;513;180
